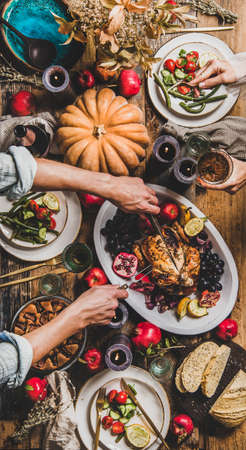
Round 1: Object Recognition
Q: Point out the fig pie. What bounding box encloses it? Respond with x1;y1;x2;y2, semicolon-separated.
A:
13;298;83;371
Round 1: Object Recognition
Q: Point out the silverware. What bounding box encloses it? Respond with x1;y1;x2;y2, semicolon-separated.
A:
121;378;170;450
0;255;63;279
148;214;178;271
166;25;234;33
0;267;69;289
94;387;106;450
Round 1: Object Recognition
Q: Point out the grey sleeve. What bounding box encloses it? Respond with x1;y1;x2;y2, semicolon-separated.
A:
0;331;33;388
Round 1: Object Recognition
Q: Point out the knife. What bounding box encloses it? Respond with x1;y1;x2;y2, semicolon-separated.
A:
148;214;178;271
121;378;170;450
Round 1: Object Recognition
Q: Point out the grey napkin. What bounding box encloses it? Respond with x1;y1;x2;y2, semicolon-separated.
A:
43;371;80;450
161;116;246;161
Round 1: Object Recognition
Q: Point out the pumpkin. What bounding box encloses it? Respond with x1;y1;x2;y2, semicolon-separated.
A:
56;88;150;176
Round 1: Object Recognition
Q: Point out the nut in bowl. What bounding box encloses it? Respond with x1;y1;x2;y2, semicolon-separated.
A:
198;149;233;185
11;296;87;372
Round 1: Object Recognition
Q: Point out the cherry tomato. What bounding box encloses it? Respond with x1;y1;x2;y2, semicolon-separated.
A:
164;59;176;73
187;51;199;61
176;57;187;69
36;207;50;220
185;60;197;72
49;216;56;230
185;72;195;82
108;389;118;403
112;421;125;435
177;85;191;95
29;199;39;213
102;415;113;429
115;391;128;404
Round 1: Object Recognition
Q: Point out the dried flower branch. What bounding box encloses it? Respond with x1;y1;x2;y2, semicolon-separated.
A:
0;53;43;87
178;0;237;24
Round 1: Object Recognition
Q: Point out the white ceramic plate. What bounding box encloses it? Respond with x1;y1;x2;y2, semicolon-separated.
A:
158;41;227;117
0;192;82;262
94;185;238;335
90;377;164;450
75;366;171;450
0;191;68;248
148;33;240;127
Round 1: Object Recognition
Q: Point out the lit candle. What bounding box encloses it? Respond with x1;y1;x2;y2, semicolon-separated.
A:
153;135;180;166
108;302;128;329
165;156;197;193
42;65;75;105
105;334;132;371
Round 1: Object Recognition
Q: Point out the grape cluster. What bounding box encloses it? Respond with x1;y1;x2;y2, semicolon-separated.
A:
198;237;224;293
101;210;141;257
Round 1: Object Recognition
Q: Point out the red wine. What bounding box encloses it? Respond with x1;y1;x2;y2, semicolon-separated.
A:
158;143;176;162
180;160;196;177
111;350;127;366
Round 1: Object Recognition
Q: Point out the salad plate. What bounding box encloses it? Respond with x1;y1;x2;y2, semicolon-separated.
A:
157;42;227;118
94;185;238;335
148;33;240;127
0;192;82;262
75;366;170;450
0;191;68;249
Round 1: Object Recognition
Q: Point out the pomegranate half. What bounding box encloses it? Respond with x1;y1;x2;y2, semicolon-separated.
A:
113;252;138;278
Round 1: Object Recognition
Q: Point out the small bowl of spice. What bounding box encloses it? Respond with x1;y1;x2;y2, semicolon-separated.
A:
198;149;233;185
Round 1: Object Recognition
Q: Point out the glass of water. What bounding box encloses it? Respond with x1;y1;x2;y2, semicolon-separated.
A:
149;354;175;383
185;132;211;160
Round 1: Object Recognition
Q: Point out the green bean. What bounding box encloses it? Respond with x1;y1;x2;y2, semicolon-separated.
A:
1;216;40;232
186;94;228;107
169;90;194;101
179;102;206;114
153;73;171;109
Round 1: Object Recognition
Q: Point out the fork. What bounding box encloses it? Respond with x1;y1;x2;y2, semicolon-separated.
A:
93;387;106;450
0;255;63;279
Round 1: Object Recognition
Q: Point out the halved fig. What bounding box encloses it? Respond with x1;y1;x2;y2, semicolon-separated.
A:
113;252;138;278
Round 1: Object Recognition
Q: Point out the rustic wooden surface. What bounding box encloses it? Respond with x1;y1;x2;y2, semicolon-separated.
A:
1;0;246;448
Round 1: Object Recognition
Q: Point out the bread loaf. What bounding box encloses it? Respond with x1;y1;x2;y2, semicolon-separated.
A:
201;345;231;398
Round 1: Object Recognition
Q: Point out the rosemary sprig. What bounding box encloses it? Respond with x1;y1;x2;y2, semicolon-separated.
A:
178;0;237;24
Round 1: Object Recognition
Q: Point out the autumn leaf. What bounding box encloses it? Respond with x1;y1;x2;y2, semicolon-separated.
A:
50;11;86;45
100;30;119;52
81;29;97;68
107;5;125;34
124;0;151;14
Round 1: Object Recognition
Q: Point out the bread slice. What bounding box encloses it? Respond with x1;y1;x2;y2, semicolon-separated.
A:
201;345;231;398
209;370;246;427
175;356;189;393
181;341;219;393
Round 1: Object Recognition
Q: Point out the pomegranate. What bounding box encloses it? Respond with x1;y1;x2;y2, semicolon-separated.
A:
216;318;238;340
171;414;194;443
10;90;36;116
113;252;138;278
132;321;162;348
78;193;105;208
75;70;95;90
119;70;141;97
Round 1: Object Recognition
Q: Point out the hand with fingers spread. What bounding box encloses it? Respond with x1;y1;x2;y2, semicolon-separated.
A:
198;156;246;194
189;59;238;89
109;176;160;215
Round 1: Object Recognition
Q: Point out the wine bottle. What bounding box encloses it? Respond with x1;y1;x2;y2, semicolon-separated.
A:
14;124;50;157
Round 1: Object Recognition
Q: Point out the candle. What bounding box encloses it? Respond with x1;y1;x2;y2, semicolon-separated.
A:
153;135;180;166
108;302;128;329
42;65;75;105
105;334;133;371
165;156;197;193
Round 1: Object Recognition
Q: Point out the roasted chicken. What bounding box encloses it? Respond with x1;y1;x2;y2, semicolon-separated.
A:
133;221;200;295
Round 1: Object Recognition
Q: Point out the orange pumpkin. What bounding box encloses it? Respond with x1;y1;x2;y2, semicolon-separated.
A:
56;88;150;176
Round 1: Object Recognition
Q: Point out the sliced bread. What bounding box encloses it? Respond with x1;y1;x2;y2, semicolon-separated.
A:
175;356;189;393
201;345;231;398
181;341;219;393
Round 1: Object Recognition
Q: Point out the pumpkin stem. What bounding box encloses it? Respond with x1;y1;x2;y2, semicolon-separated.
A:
93;124;106;138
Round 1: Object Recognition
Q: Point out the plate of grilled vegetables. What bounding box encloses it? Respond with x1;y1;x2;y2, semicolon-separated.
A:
94;185;238;335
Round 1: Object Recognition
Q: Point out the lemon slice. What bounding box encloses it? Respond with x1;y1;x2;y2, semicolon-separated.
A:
198;52;218;69
184;217;206;237
43;193;60;212
126;424;150;448
177;297;191;320
187;299;207;318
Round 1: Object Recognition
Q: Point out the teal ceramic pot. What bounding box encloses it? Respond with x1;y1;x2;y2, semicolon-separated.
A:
1;0;82;71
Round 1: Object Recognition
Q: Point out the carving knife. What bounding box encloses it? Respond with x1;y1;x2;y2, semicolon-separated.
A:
148;214;178;271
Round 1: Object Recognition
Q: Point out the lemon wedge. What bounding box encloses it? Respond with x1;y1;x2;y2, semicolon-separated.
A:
187;299;208;318
177;297;191;320
198;52;218;69
179;205;191;226
126;424;151;448
184;217;206;237
43;193;60;212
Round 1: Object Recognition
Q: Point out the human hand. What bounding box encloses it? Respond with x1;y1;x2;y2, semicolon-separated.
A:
110;176;160;215
64;284;128;330
197;157;246;194
189;59;238;89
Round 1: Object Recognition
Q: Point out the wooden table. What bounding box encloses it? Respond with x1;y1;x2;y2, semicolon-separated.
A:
1;0;246;448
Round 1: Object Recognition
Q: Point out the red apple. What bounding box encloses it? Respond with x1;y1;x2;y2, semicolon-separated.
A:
78;193;105;208
159;201;179;222
171;414;194;443
216;318;238;340
84;267;108;287
76;70;95;91
119;70;141;97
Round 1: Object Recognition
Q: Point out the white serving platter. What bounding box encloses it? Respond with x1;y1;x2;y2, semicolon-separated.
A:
94;185;238;335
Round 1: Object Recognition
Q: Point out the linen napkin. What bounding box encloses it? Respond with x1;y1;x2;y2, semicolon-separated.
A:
160;116;246;161
43;371;80;450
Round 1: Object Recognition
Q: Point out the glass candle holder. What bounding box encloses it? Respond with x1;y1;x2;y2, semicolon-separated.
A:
105;334;133;371
108;302;128;329
42;65;70;93
153;135;180;166
62;242;93;273
149;354;175;383
185;132;211;160
39;273;63;296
